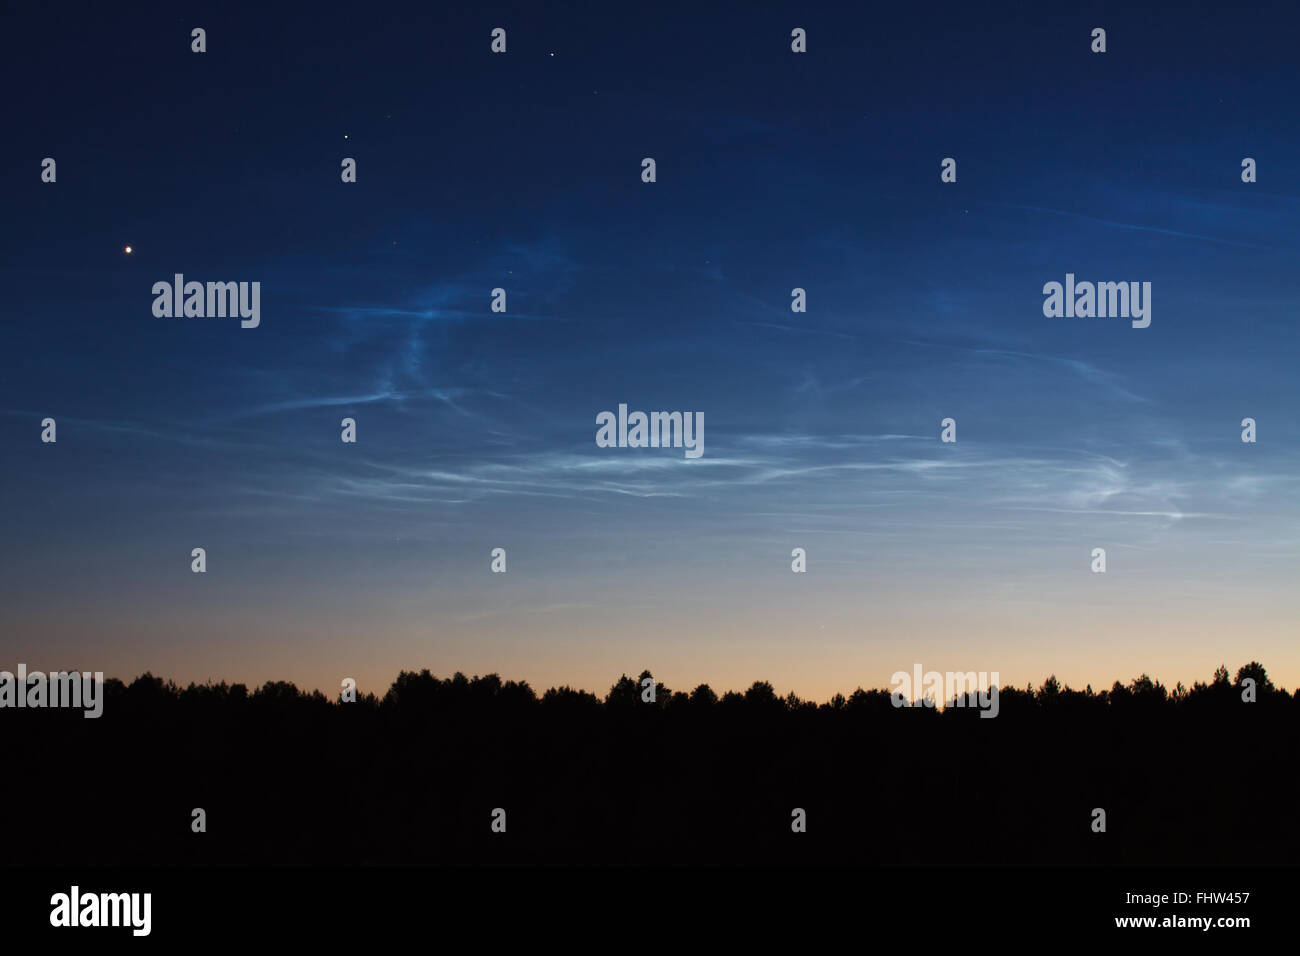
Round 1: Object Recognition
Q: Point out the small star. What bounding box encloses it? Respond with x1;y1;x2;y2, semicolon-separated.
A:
549;52;554;57
344;133;349;139
123;245;133;254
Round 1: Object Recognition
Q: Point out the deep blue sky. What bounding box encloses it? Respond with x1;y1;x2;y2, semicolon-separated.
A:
2;1;1297;696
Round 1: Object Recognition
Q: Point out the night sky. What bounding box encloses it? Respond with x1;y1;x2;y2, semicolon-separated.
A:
2;1;1297;698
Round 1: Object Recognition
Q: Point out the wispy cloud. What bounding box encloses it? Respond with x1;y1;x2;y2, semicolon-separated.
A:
976;200;1269;250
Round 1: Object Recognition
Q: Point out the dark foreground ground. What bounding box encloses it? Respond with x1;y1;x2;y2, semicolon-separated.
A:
4;664;1296;865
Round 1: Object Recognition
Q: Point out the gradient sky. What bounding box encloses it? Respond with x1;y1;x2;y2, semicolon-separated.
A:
2;2;1297;700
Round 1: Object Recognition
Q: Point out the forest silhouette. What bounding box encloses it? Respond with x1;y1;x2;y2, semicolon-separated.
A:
4;662;1294;865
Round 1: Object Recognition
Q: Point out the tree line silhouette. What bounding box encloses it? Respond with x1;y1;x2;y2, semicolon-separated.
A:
4;662;1294;865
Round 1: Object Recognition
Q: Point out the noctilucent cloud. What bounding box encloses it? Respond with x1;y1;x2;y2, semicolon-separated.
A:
2;2;1297;698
